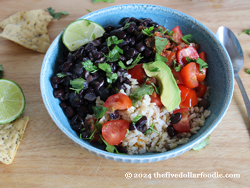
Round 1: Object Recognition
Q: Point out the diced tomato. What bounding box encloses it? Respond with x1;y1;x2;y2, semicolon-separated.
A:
176;43;189;51
179;89;198;108
172;108;190;132
171;69;185;85
128;64;146;84
91;133;99;142
102;120;130;145
195;63;207;82
190;43;200;51
171;26;183;43
104;93;132;113
199;51;207;62
161;50;176;67
178;85;190;103
177;46;199;67
154;31;162;37
181;62;199;88
146;77;158;86
196;82;207;98
150;91;163;107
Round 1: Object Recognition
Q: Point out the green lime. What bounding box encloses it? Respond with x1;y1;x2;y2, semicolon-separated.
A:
62;19;105;52
0;79;25;124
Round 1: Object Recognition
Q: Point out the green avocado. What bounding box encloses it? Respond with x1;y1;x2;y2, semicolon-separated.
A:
143;61;180;112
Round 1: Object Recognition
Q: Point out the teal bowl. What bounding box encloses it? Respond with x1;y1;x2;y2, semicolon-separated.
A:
40;4;234;163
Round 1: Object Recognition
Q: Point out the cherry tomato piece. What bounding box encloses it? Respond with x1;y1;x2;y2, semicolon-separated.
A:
196;82;207;98
190;43;200;51
180;89;198;108
102;120;130;145
178;85;191;103
195;63;207;82
171;69;185;85
128;64;146;84
171;26;183;43
104;93;132;113
161;50;176;67
150;91;163;107
177;46;199;67
181;62;199;88
199;51;207;62
172;108;190;132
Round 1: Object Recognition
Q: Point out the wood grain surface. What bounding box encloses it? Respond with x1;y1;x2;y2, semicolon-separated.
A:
0;0;250;187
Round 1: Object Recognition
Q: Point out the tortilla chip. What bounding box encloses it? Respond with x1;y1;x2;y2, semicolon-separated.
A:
0;116;29;165
0;9;52;53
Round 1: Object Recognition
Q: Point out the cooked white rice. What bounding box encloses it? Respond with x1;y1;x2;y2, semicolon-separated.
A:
92;72;211;155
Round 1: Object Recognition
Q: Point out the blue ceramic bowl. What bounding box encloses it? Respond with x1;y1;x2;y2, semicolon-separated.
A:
40;4;234;163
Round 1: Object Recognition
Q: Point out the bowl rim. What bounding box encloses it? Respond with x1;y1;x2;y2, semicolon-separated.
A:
40;3;234;163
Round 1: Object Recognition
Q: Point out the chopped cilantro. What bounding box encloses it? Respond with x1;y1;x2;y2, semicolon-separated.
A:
80;134;82;139
132;114;143;123
82;60;98;73
106;36;124;48
170;37;177;43
70;77;86;93
45;7;69;20
98;63;118;83
173;60;181;72
123;21;134;30
192;136;210;150
99;135;123;154
168;31;174;36
144;122;159;134
57;73;67;78
80;127;86;132
0;64;3;79
247;69;250;74
239;29;250;36
104;45;123;62
118;53;143;69
150;82;160;95
181;34;197;45
149;67;160;72
83;129;97;142
92;106;108;120
92;0;115;3
87;9;92;12
98;63;112;72
157;28;168;35
185;57;208;73
129;84;154;105
142;26;154;37
125;129;129;137
155;36;168;54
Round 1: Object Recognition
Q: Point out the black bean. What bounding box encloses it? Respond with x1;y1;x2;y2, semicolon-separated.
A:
119;55;127;62
70;115;79;125
116;67;126;76
83;70;90;80
123;77;131;85
116;83;126;91
109;110;119;119
148;21;159;27
51;82;60;89
84;92;96;102
95;86;110;101
77;106;88;116
53;89;64;98
87;75;93;83
63;76;71;86
135;116;147;128
60;92;69;101
72;123;83;132
114;30;126;39
52;76;63;84
88;52;94;61
78;115;84;123
92;77;104;90
81;131;89;139
65;106;74;118
143;48;153;58
88;103;95;114
104;25;114;33
129;123;137;131
198;99;211;109
125;48;136;59
109;44;116;51
118;76;124;83
170;113;182;124
136;33;145;42
130;17;140;23
136;41;146;52
58;60;65;65
167;125;176;137
137;124;147;133
116;144;127;154
77;46;85;55
126;22;137;33
100;46;109;54
62;61;73;72
92;51;103;60
129;37;136;46
110;62;117;73
74;63;84;75
60;102;68;109
85;42;94;52
122;17;131;25
117;38;130;48
92;39;101;47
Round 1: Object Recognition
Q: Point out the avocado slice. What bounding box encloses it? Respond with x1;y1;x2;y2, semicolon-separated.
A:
143;61;180;112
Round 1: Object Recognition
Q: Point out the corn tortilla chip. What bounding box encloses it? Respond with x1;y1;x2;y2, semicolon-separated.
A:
0;116;29;165
0;9;52;53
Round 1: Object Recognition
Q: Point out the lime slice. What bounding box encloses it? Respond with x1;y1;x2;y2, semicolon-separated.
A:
0;79;25;124
62;19;105;52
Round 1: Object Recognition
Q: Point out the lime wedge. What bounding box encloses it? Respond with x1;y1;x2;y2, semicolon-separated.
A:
0;79;25;124
62;19;105;52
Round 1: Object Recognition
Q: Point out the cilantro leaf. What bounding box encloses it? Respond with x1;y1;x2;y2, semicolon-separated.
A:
155;36;168;54
106;36;124;48
57;73;67;78
118;53;143;69
92;0;115;3
150;82;160;95
149;67;160;72
142;26;154;37
132;114;143;123
170;37;177;43
123;21;135;30
129;84;154;105
104;45;123;62
144;122;159;134
87;9;92;12
168;31;174;36
0;64;3;79
45;7;69;20
82;129;97;142
99;135;121;154
239;29;250;36
173;60;181;72
192;136;210;150
98;63;118;83
181;34;197;45
246;69;250;74
92;106;108;120
155;53;168;62
70;77;86;93
82;60;98;73
125;129;129;137
98;63;111;72
157;27;168;35
185;57;208;73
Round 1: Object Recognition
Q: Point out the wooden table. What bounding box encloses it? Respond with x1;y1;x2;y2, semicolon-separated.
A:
0;0;250;187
